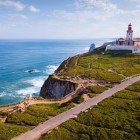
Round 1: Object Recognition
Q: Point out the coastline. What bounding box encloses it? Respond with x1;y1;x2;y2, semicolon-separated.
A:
0;39;99;106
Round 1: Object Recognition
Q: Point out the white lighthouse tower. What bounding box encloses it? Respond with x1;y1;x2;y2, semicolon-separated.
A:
126;23;133;45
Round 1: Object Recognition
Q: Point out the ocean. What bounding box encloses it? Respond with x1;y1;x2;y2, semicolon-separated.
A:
0;39;113;106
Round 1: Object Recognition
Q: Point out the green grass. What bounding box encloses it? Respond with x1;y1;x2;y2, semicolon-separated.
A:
6;112;46;126
87;85;108;94
0;123;28;140
57;52;140;83
40;82;140;140
126;81;140;93
6;103;74;126
114;90;140;100
70;95;84;104
87;85;108;98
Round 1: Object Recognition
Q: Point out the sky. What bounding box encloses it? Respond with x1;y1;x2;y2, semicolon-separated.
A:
0;0;140;39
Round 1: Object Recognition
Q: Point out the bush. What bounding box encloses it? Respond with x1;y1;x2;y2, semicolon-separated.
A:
40;82;140;140
0;123;28;140
71;95;84;104
58;52;140;83
6;112;45;126
87;85;108;94
114;90;140;100
6;103;74;126
126;81;140;93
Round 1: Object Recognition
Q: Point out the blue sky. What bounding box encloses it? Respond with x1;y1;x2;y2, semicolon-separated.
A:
0;0;140;39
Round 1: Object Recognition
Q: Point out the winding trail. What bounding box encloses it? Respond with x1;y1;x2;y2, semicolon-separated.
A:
13;76;140;140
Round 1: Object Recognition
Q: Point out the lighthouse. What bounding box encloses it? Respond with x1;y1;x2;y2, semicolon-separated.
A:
126;23;133;45
106;23;140;53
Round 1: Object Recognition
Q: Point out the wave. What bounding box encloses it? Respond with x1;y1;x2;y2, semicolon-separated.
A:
26;77;46;88
0;92;6;97
16;65;58;97
16;76;46;97
17;87;40;96
84;47;90;51
45;65;59;75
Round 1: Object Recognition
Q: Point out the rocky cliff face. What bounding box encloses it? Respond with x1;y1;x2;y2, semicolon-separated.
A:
40;75;78;99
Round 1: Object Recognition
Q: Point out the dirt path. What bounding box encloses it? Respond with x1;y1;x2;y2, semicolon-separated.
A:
13;76;140;140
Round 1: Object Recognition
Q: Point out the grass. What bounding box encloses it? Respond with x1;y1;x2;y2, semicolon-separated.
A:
0;123;28;140
87;85;108;98
126;81;140;92
70;95;84;104
57;52;140;83
1;47;140;140
40;82;140;140
6;103;74;126
87;85;108;94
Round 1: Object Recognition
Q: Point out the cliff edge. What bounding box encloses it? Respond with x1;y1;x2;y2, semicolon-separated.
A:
40;75;78;98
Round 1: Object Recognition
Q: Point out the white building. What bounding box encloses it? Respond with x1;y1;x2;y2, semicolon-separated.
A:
106;24;140;53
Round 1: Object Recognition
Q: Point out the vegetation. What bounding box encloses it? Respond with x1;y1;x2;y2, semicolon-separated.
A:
70;94;84;104
57;51;140;83
0;123;28;140
40;82;140;140
87;85;108;94
126;81;140;92
0;47;140;140
6;103;74;126
87;85;108;98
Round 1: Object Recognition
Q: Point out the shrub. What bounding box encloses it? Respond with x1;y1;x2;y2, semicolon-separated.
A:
87;85;108;94
6;103;74;126
71;95;84;104
126;81;140;93
40;82;140;140
6;112;45;126
0;123;28;140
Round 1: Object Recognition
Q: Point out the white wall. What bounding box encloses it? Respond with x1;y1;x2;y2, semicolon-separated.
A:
133;48;140;54
106;45;133;51
134;42;140;46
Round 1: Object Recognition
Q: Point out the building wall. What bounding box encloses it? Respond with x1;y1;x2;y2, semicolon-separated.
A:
132;48;140;53
126;31;133;40
106;45;133;51
134;42;140;46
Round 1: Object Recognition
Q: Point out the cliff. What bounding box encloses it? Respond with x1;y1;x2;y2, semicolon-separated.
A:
40;75;78;98
40;44;140;99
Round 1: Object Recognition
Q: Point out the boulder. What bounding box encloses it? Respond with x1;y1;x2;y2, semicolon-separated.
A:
89;43;95;52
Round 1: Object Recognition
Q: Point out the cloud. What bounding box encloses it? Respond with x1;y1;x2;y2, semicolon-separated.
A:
127;0;140;2
75;0;117;11
29;5;40;12
0;0;25;11
8;14;28;19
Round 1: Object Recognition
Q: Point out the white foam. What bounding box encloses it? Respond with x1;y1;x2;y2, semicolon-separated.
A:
45;65;59;75
0;92;6;97
26;77;46;88
17;87;39;96
84;47;90;51
17;65;58;97
17;76;47;96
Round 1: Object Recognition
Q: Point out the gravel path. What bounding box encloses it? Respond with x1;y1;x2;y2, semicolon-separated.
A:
13;76;140;140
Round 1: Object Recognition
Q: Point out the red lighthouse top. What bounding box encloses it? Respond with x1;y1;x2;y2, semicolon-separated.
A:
128;23;132;31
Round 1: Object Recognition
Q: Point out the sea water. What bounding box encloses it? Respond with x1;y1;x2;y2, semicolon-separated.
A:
0;39;113;106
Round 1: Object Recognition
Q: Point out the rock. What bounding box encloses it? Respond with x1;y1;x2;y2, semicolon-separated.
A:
28;69;35;73
40;75;78;99
89;43;95;52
